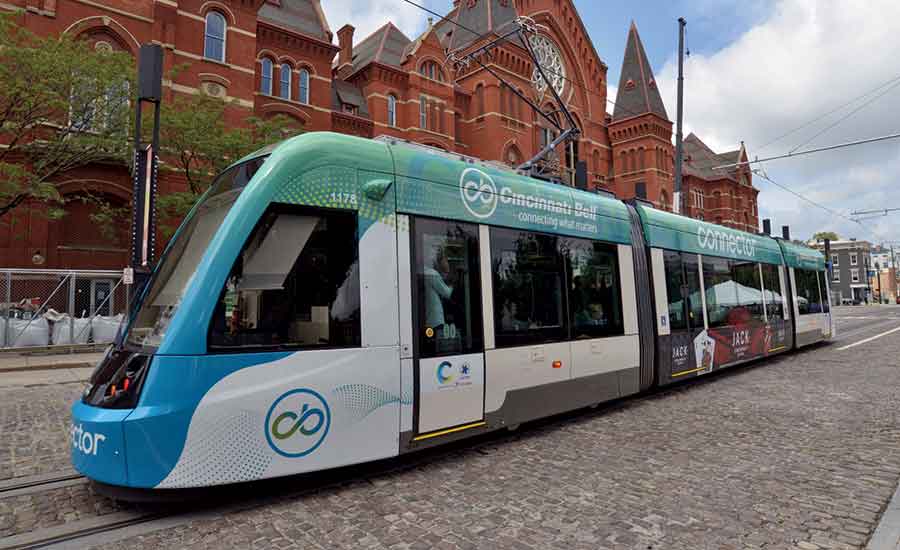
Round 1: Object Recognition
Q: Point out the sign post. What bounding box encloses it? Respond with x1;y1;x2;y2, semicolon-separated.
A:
129;44;163;294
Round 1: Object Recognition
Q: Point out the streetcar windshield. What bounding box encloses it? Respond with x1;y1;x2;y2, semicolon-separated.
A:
125;155;268;349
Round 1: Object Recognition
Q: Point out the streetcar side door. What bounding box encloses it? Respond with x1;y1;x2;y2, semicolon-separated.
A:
405;216;485;438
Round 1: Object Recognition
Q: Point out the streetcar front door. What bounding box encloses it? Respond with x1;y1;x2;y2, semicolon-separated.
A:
409;217;485;436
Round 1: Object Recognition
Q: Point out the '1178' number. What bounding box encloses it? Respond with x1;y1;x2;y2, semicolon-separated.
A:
330;192;357;205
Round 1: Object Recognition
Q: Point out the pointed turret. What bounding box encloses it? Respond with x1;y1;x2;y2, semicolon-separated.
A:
613;22;668;121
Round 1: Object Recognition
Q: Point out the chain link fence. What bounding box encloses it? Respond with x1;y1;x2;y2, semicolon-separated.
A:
0;269;129;350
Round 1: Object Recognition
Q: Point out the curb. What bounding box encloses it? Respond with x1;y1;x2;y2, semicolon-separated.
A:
867;477;900;549
0;362;94;374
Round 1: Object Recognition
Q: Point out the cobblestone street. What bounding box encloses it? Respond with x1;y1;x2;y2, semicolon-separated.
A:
1;307;900;549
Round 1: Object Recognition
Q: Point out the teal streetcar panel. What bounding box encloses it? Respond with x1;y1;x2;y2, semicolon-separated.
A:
390;144;632;244
635;204;783;265
778;239;826;270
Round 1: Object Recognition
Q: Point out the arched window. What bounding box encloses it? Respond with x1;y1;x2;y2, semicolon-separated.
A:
420;61;444;82
260;58;273;95
298;69;309;104
204;11;226;62
279;63;291;99
387;94;397;127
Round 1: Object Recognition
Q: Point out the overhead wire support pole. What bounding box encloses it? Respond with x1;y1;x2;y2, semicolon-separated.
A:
850;207;900;217
673;17;686;214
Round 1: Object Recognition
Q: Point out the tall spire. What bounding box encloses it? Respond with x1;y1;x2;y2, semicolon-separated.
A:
613;22;668;122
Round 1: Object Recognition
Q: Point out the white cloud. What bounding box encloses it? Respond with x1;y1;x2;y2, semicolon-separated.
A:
656;0;900;243
320;0;449;44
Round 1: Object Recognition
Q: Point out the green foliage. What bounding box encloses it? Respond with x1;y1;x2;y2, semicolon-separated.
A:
155;93;301;231
812;231;839;242
0;13;135;224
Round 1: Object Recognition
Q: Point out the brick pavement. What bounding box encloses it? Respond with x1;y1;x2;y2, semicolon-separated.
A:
78;331;900;550
1;315;899;549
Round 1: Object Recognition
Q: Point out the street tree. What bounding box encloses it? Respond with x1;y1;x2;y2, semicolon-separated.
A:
153;92;301;233
812;231;840;242
0;13;134;224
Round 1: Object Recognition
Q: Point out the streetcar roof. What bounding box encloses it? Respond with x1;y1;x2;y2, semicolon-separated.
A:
634;203;786;265
777;239;827;270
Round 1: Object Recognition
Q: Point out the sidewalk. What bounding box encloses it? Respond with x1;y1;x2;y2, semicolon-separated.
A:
0;350;103;388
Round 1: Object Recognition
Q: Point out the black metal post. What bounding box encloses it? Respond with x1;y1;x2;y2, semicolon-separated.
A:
673;17;686;214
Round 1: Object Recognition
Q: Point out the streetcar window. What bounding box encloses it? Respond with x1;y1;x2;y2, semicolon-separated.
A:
663;251;703;331
818;270;831;312
209;207;360;350
702;256;735;328
795;268;823;315
760;263;785;319
413;217;483;358
126;155;268;349
663;250;687;331
565;238;624;339
491;228;566;347
731;260;765;323
683;253;703;328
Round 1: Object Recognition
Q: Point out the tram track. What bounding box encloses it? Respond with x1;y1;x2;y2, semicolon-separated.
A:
0;473;86;500
0;510;170;550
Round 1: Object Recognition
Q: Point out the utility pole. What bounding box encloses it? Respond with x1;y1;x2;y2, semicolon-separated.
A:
673;17;686;214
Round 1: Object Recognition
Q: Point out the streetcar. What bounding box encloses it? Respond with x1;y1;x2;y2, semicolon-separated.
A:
71;132;832;492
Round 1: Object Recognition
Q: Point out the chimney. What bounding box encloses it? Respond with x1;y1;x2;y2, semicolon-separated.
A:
337;24;354;69
762;218;771;236
782;225;790;241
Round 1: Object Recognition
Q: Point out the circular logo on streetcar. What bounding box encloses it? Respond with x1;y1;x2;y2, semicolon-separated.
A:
436;361;455;384
265;388;331;458
459;168;498;219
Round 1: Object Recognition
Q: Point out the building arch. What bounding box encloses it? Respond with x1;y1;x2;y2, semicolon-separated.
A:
260;102;311;124
62;16;140;56
502;141;523;166
56;179;131;203
199;1;237;25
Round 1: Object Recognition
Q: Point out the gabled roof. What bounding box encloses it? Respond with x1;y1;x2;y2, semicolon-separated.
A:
332;80;370;118
613;22;668;122
682;133;752;183
444;0;522;53
347;23;412;75
258;0;331;42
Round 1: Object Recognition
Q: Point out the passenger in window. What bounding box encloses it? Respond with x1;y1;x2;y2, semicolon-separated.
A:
423;247;454;338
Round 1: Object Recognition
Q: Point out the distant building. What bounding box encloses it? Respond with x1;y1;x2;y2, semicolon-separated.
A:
813;239;872;304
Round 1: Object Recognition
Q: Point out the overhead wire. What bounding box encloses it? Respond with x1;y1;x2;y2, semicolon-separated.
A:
753;169;886;241
756;72;900;152
787;77;900;153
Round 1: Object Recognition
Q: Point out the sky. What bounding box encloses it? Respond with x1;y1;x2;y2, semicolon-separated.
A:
322;0;900;246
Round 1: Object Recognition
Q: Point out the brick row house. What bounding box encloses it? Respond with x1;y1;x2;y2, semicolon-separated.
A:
0;0;760;269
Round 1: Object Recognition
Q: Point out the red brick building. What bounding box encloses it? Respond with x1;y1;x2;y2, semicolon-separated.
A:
0;0;759;269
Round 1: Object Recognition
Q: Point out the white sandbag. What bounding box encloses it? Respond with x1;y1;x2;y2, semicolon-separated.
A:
91;314;123;344
51;316;92;345
7;317;50;347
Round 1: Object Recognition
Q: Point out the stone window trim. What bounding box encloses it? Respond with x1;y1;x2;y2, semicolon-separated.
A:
850;253;858;266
